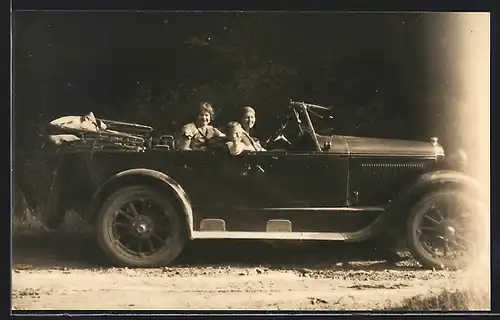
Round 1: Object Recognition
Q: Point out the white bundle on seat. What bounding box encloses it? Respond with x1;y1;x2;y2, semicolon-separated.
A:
48;134;81;145
46;112;149;151
47;112;107;146
49;112;107;132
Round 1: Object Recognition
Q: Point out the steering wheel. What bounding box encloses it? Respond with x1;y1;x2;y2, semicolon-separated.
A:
264;117;293;149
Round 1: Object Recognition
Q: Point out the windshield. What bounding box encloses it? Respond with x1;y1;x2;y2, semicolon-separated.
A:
293;105;336;136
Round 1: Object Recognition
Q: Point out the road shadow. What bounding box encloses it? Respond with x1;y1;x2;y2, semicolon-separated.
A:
174;240;420;271
12;232;105;270
12;233;420;271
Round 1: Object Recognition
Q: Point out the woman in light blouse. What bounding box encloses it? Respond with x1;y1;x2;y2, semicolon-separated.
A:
178;102;225;151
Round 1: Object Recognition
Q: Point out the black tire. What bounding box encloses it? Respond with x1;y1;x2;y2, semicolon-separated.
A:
405;188;488;270
95;185;187;268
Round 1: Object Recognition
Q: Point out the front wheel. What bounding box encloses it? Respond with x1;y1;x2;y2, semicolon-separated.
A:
405;188;488;270
95;185;187;268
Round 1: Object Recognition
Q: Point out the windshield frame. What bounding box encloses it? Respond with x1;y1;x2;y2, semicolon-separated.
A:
289;101;327;152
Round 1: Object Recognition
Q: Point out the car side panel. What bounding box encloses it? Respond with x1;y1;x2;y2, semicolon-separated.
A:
347;156;436;206
76;149;404;234
189;150;357;233
246;152;350;207
83;150;232;212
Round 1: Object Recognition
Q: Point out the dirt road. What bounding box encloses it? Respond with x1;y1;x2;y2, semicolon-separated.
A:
11;235;488;311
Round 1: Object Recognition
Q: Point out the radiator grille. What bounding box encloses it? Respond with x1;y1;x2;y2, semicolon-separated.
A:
357;163;425;196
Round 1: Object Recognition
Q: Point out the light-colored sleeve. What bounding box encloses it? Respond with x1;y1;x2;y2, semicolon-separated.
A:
181;123;196;139
252;137;266;151
257;142;266;152
213;127;226;138
243;144;256;152
178;123;195;150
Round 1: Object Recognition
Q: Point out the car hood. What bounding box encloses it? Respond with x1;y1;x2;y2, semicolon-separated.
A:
319;135;445;157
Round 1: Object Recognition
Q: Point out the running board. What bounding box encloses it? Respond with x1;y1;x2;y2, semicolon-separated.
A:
191;231;347;241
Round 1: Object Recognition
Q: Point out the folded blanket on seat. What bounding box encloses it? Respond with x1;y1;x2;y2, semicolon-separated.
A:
48;134;81;145
47;112;149;150
47;112;106;146
49;112;107;132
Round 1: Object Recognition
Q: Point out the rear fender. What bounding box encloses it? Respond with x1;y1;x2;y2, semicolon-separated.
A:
86;168;194;239
344;170;485;242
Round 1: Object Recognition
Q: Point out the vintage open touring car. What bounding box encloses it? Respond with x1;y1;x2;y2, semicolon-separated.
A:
43;100;488;270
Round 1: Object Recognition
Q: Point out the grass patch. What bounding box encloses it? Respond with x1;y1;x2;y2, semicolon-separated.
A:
12;206;100;267
387;246;491;311
12;206;94;243
392;286;490;311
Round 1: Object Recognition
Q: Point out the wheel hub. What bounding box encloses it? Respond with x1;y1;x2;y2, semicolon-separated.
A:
131;215;154;237
136;222;147;234
446;225;455;236
433;220;455;241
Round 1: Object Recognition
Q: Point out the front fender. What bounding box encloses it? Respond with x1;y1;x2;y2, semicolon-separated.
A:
398;170;485;201
87;168;194;239
344;170;485;242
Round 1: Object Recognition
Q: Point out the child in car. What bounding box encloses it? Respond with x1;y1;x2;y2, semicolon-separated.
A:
225;122;256;155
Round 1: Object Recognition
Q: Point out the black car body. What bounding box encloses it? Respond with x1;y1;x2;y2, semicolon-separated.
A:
44;100;487;269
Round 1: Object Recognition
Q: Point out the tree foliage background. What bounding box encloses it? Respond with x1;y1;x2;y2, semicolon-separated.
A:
13;12;467;219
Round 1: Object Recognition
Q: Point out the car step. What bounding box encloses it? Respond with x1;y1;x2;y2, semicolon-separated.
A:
191;231;347;241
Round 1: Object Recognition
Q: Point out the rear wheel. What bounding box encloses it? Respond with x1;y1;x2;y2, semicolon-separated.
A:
405;188;488;270
95;185;187;268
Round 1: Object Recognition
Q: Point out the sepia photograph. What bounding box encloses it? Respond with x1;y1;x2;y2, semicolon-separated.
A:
11;10;490;312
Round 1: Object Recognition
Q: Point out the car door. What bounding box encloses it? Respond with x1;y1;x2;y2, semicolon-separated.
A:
183;149;273;232
190;145;350;232
209;149;350;233
249;150;350;209
168;150;226;211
